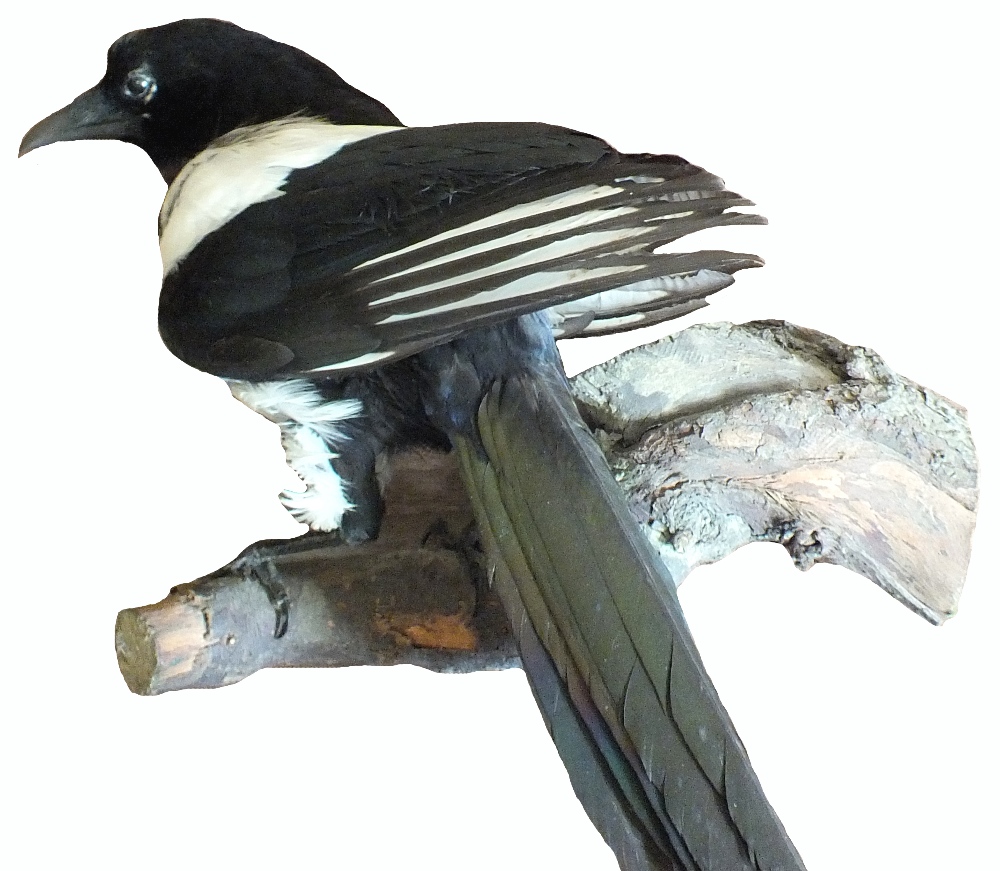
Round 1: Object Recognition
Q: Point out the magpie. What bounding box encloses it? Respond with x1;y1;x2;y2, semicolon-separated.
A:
20;19;805;871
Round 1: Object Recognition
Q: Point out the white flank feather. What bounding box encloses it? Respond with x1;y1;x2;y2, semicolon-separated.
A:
278;425;353;532
227;379;362;531
228;379;362;441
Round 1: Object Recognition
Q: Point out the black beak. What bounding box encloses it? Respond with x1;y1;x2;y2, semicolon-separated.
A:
19;85;143;156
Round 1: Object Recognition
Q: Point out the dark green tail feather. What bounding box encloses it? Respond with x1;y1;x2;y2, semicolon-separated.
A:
457;444;690;869
453;373;807;871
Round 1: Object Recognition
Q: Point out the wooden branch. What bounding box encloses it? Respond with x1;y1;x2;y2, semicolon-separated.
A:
115;452;518;695
574;321;978;624
115;320;978;693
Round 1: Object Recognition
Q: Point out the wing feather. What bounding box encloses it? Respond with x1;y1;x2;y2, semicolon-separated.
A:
158;119;763;378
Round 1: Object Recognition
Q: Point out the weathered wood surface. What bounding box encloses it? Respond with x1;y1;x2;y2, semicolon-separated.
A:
575;320;978;624
115;452;517;695
116;321;978;694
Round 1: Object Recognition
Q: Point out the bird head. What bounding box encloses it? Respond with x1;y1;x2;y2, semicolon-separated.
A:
19;18;401;182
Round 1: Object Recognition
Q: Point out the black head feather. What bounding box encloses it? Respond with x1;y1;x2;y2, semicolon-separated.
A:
22;18;401;181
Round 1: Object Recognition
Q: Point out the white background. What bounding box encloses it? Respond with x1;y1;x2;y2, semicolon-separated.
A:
4;3;995;869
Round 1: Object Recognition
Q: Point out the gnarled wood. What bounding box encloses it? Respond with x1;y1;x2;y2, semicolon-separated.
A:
576;321;977;624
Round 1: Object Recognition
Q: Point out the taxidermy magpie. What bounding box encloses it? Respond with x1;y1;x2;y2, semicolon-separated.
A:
21;19;806;871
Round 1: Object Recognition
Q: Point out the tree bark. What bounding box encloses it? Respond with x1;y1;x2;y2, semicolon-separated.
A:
574;320;978;624
116;321;978;694
115;451;517;695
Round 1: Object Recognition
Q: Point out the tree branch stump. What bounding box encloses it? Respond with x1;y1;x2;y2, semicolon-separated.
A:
115;451;517;694
115;321;978;693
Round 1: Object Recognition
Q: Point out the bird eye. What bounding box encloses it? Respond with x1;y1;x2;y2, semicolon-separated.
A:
123;69;157;104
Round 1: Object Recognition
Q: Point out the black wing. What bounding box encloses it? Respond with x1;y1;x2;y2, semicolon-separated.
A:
158;120;763;379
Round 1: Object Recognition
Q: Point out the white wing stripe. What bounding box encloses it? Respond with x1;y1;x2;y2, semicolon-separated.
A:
368;205;641;289
376;265;642;325
308;351;397;373
369;227;653;308
614;175;667;184
357;184;626;270
645;209;696;222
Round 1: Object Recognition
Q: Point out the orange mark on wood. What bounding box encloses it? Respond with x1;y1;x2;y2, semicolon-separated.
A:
375;611;478;651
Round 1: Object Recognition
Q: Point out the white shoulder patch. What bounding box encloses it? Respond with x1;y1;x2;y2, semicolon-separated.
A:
159;117;400;276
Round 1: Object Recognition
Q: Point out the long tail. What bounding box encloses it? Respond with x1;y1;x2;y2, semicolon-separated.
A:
452;372;807;871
